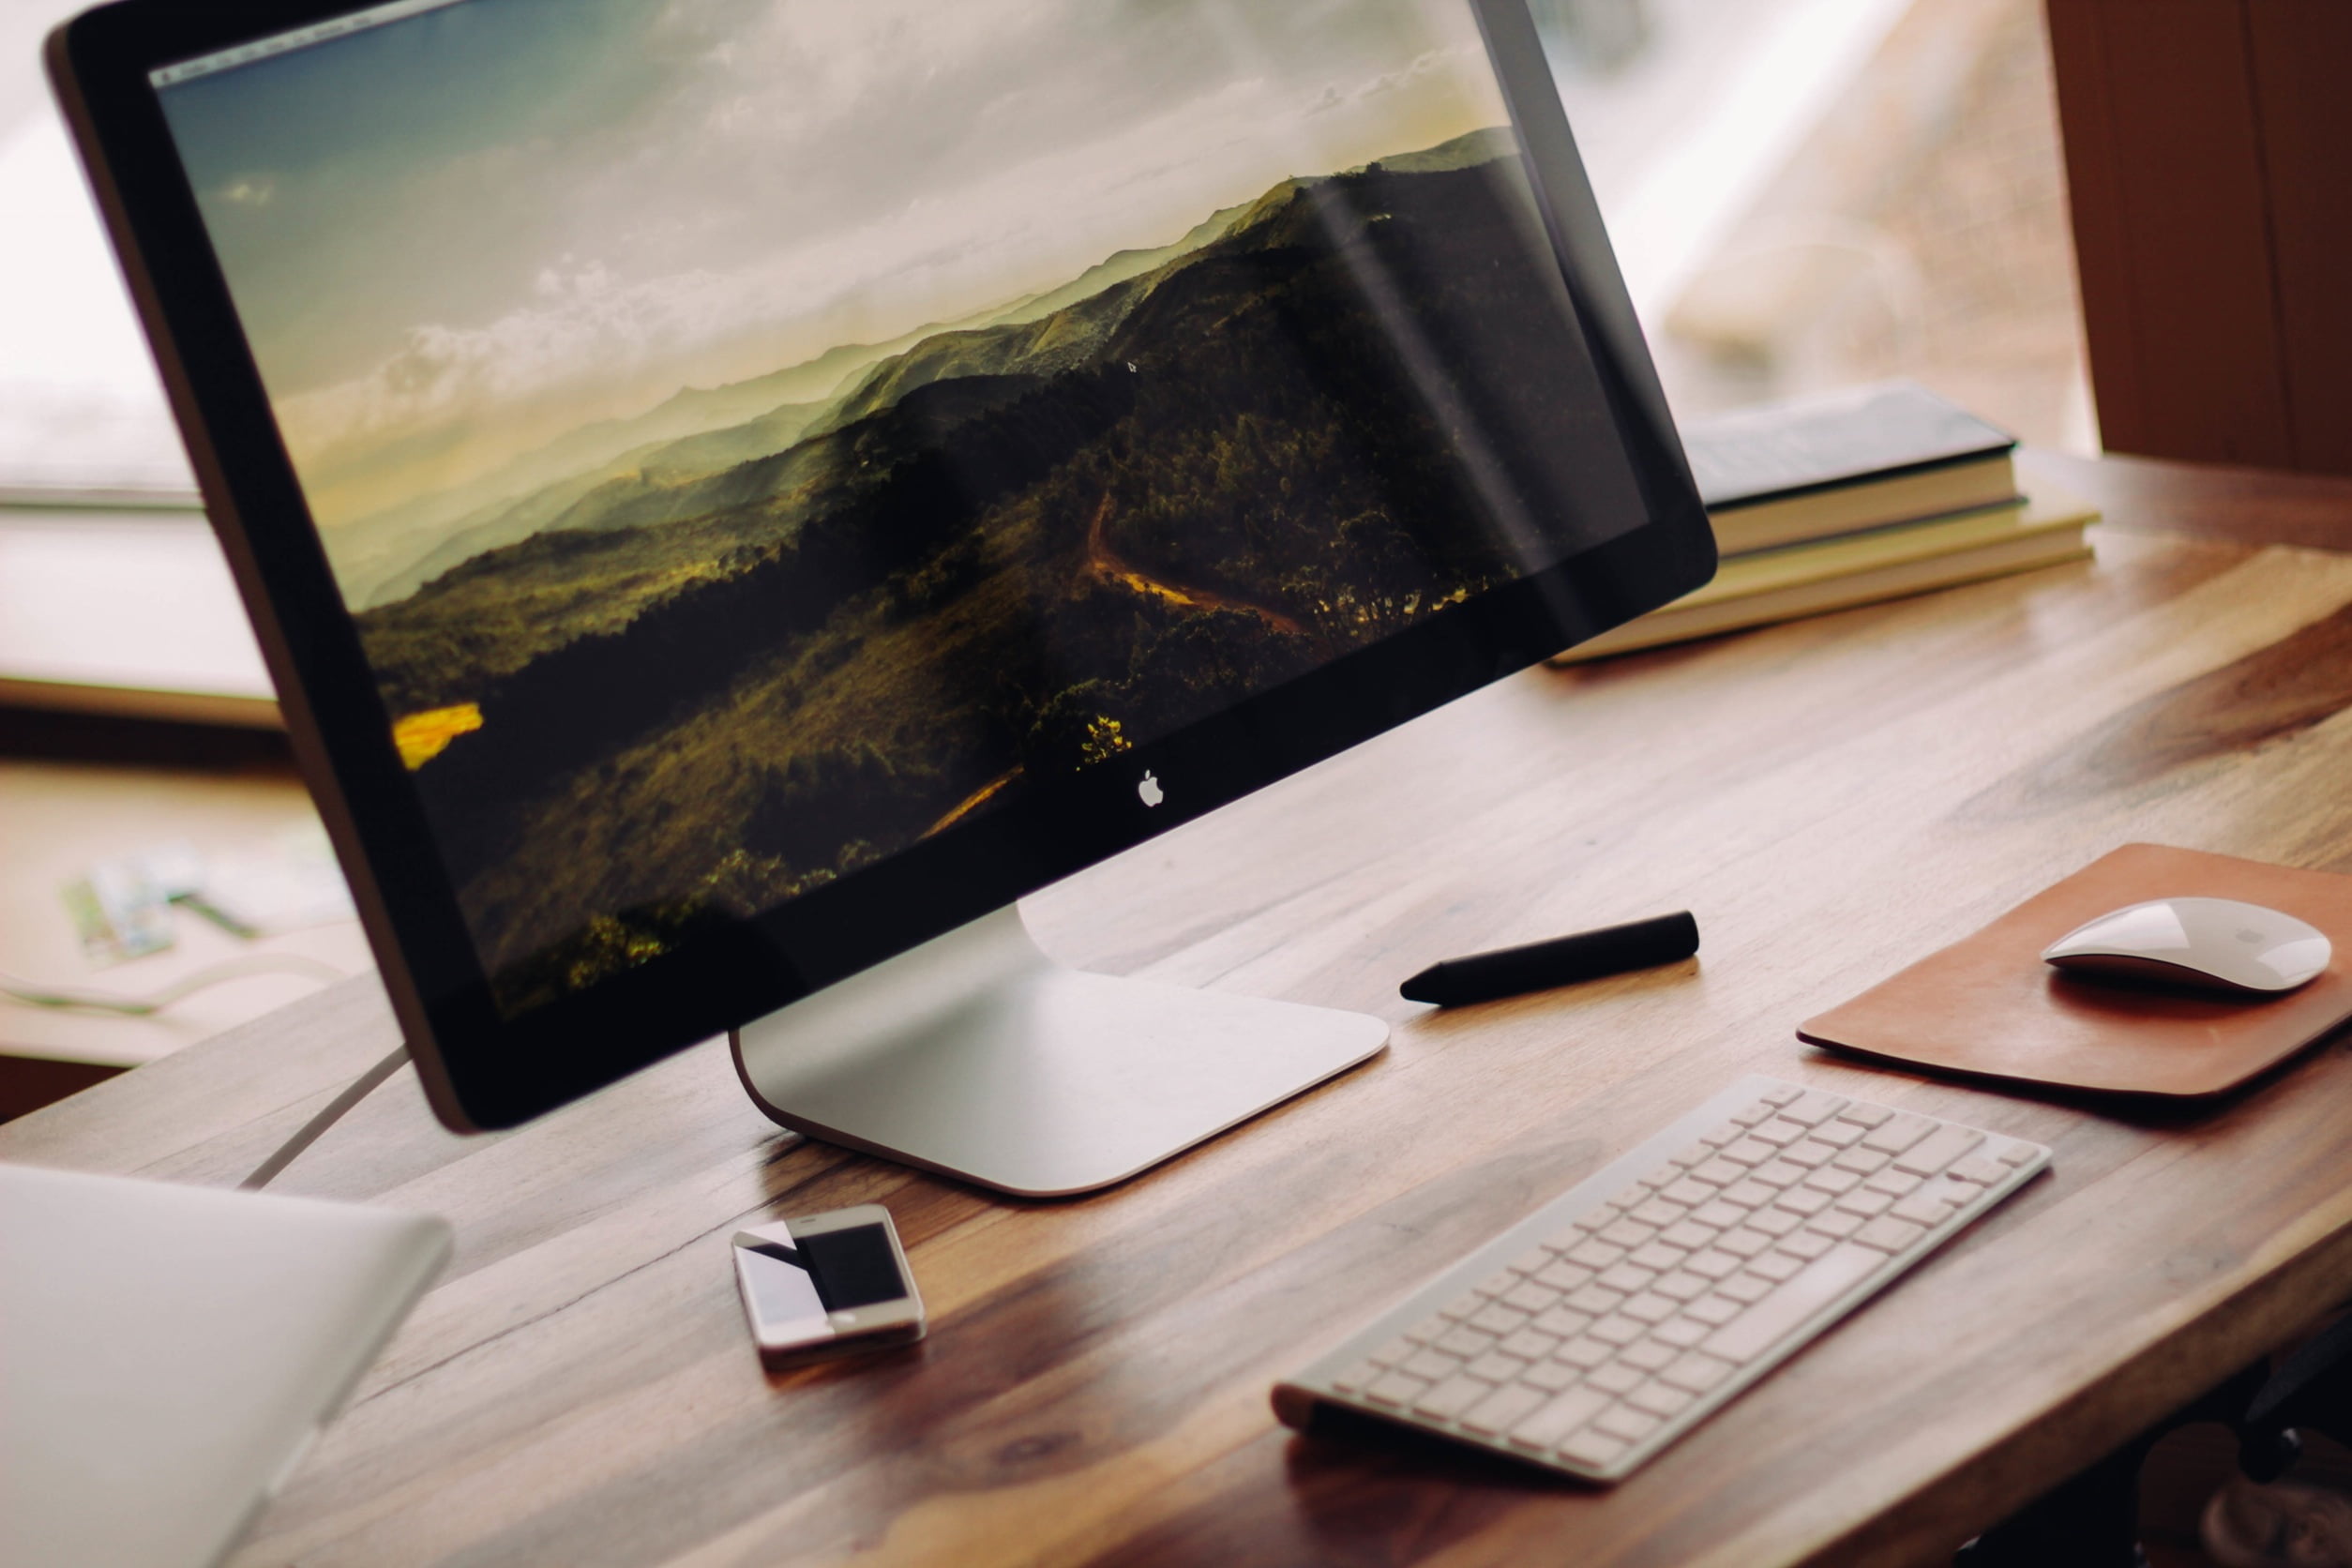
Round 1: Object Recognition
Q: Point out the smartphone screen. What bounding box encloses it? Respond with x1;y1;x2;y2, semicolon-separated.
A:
793;1225;906;1310
737;1222;906;1330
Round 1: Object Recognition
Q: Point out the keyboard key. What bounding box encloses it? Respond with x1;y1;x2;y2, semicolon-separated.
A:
1717;1271;1772;1304
1834;1102;1892;1129
1534;1260;1595;1292
1500;1328;1560;1361
1748;1208;1802;1237
1863;1168;1917;1197
1652;1271;1709;1302
1684;1295;1741;1326
1661;1219;1718;1250
1728;1099;1775;1127
1702;1242;1882;1362
1598;1219;1657;1248
1370;1336;1418;1364
1811;1121;1864;1148
1465;1351;1530;1383
1651;1317;1710;1349
1660;1351;1735;1393
1802;1168;1862;1196
1597;1263;1657;1294
1367;1370;1430;1406
1621;1336;1678;1371
1626;1379;1695;1418
1691;1199;1746;1229
1507;1245;1559;1276
1758;1083;1802;1106
1807;1209;1864;1240
1750;1118;1806;1147
1862;1115;1934;1155
1752;1159;1808;1185
1894;1127;1983;1178
1890;1191;1963;1227
1586;1361;1643;1395
1629;1199;1689;1228
1832;1146;1892;1175
1510;1386;1610;1449
1503;1282;1560;1314
1716;1228;1772;1259
1690;1158;1745;1186
1773;1186;1833;1217
1523;1358;1582;1394
1781;1091;1848;1125
1402;1349;1461;1380
1470;1304;1529;1335
1946;1155;2008;1186
1460;1381;1549;1437
1778;1229;1835;1261
1746;1253;1803;1283
1565;1239;1625;1271
1474;1269;1523;1297
1854;1216;1928;1253
1435;1326;1495;1358
1994;1140;2036;1167
1834;1190;1893;1219
1596;1405;1661;1441
1628;1242;1688;1273
1590;1315;1644;1346
1560;1428;1628;1467
1721;1138;1776;1166
1332;1359;1382;1392
1660;1178;1716;1207
1621;1292;1677;1324
1555;1335;1613;1369
1566;1285;1624;1316
1781;1141;1837;1169
1414;1374;1494;1421
1684;1248;1741;1280
1723;1180;1778;1210
1531;1305;1594;1338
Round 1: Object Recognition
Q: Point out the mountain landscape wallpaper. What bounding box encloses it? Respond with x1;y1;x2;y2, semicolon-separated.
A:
160;0;1644;1013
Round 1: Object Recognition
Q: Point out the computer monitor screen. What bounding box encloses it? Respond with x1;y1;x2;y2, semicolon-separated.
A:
56;0;1711;1131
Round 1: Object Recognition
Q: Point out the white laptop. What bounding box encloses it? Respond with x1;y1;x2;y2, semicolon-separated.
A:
0;1163;449;1568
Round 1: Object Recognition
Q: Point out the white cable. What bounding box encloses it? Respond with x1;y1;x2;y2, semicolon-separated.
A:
238;1043;410;1190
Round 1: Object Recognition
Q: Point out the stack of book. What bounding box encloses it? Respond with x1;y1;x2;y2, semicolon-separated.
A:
1560;382;2097;661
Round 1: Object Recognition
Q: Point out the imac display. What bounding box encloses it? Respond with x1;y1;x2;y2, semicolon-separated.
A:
51;0;1713;1156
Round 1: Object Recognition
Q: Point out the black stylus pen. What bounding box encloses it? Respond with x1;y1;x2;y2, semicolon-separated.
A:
1399;912;1699;1006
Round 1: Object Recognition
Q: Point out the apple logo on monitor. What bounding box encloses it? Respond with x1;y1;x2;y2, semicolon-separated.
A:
1138;771;1164;808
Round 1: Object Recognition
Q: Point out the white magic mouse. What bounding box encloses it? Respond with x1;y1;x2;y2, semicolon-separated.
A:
2041;897;2332;995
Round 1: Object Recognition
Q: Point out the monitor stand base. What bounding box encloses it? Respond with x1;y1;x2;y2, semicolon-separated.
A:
730;905;1389;1197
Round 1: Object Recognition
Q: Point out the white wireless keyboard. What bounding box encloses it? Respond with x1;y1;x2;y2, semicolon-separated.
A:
1274;1076;2049;1483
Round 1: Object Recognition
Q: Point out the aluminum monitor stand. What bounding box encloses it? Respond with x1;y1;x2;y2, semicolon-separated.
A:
731;905;1388;1197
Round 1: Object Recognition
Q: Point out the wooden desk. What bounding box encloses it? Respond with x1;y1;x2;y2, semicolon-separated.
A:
7;450;2352;1568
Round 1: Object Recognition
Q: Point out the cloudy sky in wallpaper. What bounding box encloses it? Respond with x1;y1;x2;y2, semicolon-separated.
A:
158;0;1507;534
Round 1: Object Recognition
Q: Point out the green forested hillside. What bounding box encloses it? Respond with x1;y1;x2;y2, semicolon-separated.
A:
356;128;1625;1012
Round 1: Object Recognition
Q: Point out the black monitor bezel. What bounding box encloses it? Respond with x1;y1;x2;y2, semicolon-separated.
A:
49;0;1714;1131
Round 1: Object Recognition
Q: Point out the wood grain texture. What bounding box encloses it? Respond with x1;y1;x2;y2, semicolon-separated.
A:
8;453;2352;1567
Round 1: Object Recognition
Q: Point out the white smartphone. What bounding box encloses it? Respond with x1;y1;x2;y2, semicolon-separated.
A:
731;1204;925;1368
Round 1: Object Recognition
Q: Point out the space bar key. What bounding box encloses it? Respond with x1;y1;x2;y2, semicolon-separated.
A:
1701;1243;1886;1364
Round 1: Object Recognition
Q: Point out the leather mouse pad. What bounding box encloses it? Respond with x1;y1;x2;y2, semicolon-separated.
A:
1797;844;2352;1098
